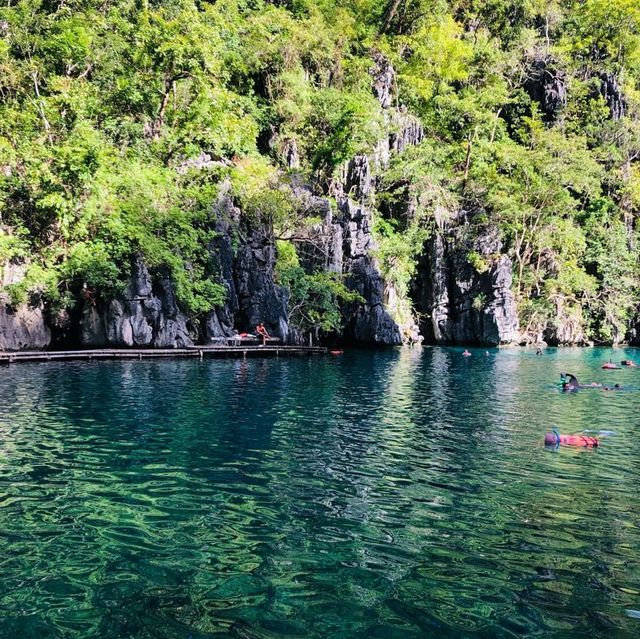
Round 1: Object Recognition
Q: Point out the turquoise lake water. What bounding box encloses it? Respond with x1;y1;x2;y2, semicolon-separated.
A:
1;347;640;638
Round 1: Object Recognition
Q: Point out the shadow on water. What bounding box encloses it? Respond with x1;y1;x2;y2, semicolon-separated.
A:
0;347;640;638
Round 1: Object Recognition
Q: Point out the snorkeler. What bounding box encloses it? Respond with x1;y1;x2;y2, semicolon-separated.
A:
560;373;582;391
544;431;599;447
560;373;601;391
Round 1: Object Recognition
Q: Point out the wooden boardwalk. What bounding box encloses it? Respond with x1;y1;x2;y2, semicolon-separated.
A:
0;345;327;364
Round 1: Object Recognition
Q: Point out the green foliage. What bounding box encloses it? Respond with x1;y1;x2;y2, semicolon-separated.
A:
303;88;383;174
0;0;639;343
472;292;487;312
276;240;362;333
467;251;489;274
374;217;430;299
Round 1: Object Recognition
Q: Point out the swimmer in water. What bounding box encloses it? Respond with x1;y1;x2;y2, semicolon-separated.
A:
560;373;602;391
544;431;599;447
561;373;580;391
603;383;623;391
462;349;471;357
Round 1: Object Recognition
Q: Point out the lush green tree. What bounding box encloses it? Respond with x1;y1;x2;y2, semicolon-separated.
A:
0;0;639;341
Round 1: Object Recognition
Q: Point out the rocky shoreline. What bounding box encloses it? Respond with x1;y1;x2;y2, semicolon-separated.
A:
1;53;638;353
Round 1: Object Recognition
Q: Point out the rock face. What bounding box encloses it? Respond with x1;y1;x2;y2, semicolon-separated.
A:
205;185;290;342
329;157;402;345
525;57;567;120
628;318;640;346
80;257;194;348
599;73;626;120
370;52;395;109
412;222;520;346
0;262;51;351
543;305;588;346
0;299;51;350
294;55;426;346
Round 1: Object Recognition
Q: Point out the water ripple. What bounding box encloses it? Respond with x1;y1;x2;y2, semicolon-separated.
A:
1;349;640;638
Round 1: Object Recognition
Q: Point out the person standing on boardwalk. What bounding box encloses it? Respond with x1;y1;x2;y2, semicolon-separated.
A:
256;322;270;346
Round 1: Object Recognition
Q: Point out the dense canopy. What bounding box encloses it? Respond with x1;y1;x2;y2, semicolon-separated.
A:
1;0;639;342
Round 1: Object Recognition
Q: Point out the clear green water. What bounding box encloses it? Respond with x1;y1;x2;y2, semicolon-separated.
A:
2;347;640;639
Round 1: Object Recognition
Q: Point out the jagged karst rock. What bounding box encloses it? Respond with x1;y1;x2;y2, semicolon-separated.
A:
411;223;519;346
628;317;640;346
284;54;425;347
0;299;51;350
0;262;51;351
281;138;300;169
525;57;567;120
324;152;403;345
81;305;107;346
599;73;626;120
370;52;395;109
342;155;373;201
389;109;424;154
205;184;290;341
80;257;194;348
204;201;239;340
234;237;289;339
543;303;588;346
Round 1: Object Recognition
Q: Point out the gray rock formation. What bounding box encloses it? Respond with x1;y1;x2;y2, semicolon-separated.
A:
0;262;51;351
628;318;640;346
370;52;395;109
543;311;588;346
599;73;626;120
331;158;402;345
412;222;520;346
525;57;567;120
80;257;194;348
298;54;425;346
205;185;290;342
0;298;51;350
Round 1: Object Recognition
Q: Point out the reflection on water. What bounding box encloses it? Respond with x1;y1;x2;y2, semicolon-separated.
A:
1;347;640;638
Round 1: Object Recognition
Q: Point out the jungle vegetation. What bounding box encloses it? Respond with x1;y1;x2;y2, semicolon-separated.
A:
0;0;639;340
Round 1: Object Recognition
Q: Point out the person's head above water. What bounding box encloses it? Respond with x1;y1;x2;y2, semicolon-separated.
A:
544;432;559;445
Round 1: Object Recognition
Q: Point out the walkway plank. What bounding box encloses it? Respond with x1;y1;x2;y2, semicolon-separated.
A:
0;346;327;364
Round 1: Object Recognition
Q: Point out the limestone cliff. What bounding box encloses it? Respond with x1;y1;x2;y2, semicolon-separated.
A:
411;219;520;346
0;263;51;351
79;258;194;349
204;185;289;342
